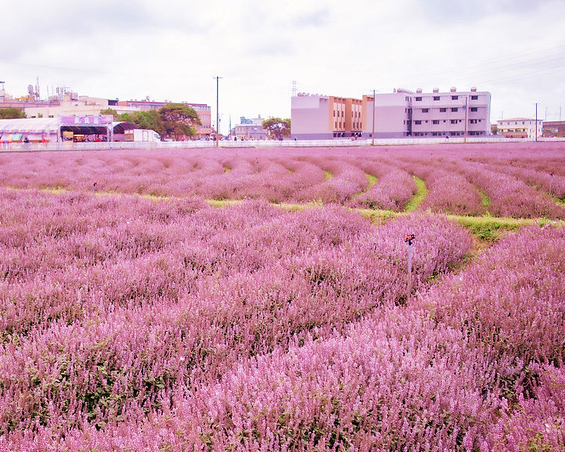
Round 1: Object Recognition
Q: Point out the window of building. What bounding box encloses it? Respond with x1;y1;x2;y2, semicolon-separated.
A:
433;120;439;125
415;97;422;101
451;108;458;112
422;108;429;113
471;95;478;100
433;96;440;101
440;108;447;112
415;120;422;125
450;119;458;124
452;95;458;100
470;107;478;112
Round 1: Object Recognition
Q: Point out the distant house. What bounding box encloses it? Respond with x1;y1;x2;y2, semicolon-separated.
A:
497;118;543;139
232;116;268;140
542;120;565;137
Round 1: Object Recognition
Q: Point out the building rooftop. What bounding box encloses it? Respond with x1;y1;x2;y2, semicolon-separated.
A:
498;118;536;122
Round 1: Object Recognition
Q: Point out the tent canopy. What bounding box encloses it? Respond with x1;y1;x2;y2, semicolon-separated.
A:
0;118;137;136
0;118;59;134
112;121;137;134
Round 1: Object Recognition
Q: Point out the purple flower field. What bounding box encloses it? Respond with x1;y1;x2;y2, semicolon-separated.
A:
0;143;564;450
1;142;564;218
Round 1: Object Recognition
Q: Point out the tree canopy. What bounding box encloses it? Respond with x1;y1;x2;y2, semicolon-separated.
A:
262;117;291;140
99;108;119;119
158;103;201;140
0;108;26;119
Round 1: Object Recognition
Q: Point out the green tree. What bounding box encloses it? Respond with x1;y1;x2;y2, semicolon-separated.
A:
0;108;26;119
262;117;291;140
129;110;164;137
158;103;201;140
99;108;120;120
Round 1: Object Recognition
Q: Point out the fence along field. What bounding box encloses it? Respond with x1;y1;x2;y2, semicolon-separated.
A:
0;143;564;450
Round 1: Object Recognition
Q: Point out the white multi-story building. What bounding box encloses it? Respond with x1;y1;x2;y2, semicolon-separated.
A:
408;87;491;137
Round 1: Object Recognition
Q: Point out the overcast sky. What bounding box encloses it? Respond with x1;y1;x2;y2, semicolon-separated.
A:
2;0;564;133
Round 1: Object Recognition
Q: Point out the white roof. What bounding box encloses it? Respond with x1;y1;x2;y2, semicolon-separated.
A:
0;118;59;134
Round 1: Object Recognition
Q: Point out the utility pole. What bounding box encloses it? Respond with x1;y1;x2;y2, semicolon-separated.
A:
214;76;222;148
372;89;376;146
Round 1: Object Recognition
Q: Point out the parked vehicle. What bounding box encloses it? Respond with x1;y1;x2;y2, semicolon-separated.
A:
124;129;161;142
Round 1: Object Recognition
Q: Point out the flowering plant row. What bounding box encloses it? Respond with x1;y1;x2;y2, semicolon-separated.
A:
1;143;563;218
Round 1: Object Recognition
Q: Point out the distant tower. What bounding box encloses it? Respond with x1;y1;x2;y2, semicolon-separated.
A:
292;80;297;97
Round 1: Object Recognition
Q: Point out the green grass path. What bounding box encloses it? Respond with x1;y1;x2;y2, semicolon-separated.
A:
404;176;427;212
5;185;563;243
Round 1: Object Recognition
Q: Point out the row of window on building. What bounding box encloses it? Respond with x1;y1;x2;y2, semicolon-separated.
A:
417;107;480;113
415;95;480;101
413;119;483;125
